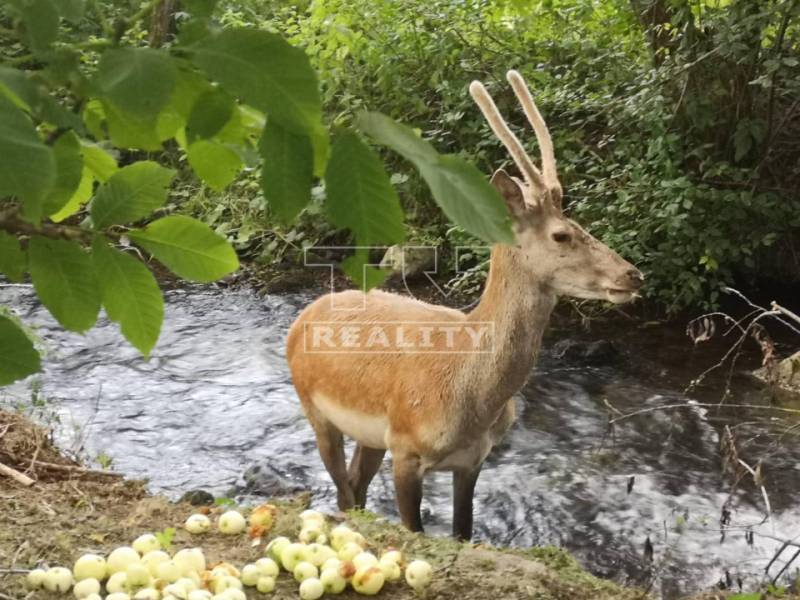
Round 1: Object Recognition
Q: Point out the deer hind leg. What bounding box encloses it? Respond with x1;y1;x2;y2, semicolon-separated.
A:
308;413;355;510
452;465;482;541
391;449;424;532
348;444;386;508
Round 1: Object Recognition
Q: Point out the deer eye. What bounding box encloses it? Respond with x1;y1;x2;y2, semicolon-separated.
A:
552;231;572;244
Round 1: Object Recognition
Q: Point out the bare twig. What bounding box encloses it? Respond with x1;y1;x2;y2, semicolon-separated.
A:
0;461;35;486
607;401;800;425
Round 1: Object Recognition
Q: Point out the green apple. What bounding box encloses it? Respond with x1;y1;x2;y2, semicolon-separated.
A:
106;572;128;594
106;594;132;600
337;542;363;562
217;510;246;535
352;552;378;570
319;568;347;594
73;554;108;581
26;568;46;590
126;563;151;588
44;567;73;593
299;577;324;600
378;558;401;582
108;547;141;574
405;560;433;591
280;543;310;572
351;566;384;595
306;543;336;567
132;534;161;555
254;558;279;578
73;577;100;599
156;560;182;583
141;551;170;578
329;526;355;551
174;548;206;575
379;549;403;566
293;561;318;583
184;514;211;534
187;590;213;600
256;576;275;593
265;536;291;565
133;588;161;600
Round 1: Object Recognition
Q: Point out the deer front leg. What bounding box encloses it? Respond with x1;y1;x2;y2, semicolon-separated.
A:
311;418;355;510
452;465;482;540
392;450;424;532
348;444;386;508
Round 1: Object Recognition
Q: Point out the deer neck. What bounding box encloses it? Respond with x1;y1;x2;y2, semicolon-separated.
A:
461;244;556;418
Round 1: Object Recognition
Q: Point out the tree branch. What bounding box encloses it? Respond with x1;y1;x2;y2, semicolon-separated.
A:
0;205;93;243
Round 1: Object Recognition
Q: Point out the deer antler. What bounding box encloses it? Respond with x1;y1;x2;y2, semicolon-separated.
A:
469;80;546;196
506;70;562;203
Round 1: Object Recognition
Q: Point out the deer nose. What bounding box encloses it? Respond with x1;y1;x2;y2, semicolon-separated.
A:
626;269;644;289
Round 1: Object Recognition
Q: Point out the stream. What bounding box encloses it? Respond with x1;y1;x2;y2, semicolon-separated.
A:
2;282;799;599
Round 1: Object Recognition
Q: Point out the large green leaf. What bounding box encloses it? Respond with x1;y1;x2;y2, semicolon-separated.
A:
12;0;59;54
358;112;514;245
92;239;164;357
80;142;118;182
325;132;405;246
42;131;84;216
0;66;83;130
129;215;239;282
28;237;100;332
94;48;178;118
342;249;391;291
0;314;41;385
186;88;235;142
0;95;55;222
91;161;175;228
0;232;26;282
190;28;321;134
259;120;313;224
50;167;93;222
102;100;162;151
186;140;242;191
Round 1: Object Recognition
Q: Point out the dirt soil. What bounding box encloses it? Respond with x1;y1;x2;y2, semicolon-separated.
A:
0;410;792;600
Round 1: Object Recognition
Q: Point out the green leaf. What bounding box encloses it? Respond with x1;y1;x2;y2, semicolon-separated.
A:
80;142;118;183
186;140;242;191
0;67;83;130
91;161;175;228
186;88;234;142
13;0;59;54
358;112;514;245
50;167;93;222
94;48;178;118
102;100;161;151
190;28;322;134
259;120;313;224
342;249;391;291
28;237;100;332
325;132;404;245
92;238;163;356
56;0;84;22
82;99;106;140
0;95;55;222
0;314;41;385
42;131;84;216
129;215;239;282
0;231;26;282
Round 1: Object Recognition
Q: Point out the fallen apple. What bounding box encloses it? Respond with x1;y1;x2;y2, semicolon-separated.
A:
321;558;342;573
132;534;161;555
293;561;318;583
105;572;128;594
73;554;108;582
44;567;74;593
174;548;206;575
256;576;275;593
141;551;170;577
299;577;324;600
26;568;46;590
106;593;131;600
217;510;246;535
351;566;385;596
379;549;403;566
73;577;101;599
329;526;355;551
156;560;182;583
249;503;277;529
319;568;347;594
126;562;152;588
185;514;211;535
254;558;279;578
187;590;213;600
404;559;433;591
352;552;378;570
108;547;141;575
265;536;291;565
306;543;336;567
133;588;161;600
280;542;311;572
337;542;363;562
240;564;260;587
378;558;401;582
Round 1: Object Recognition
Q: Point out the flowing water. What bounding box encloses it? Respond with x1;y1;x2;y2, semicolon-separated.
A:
2;283;799;598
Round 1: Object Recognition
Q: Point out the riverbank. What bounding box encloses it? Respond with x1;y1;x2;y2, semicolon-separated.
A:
0;409;651;600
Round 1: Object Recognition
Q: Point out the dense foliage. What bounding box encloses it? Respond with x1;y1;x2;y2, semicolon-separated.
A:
0;0;515;385
216;0;799;311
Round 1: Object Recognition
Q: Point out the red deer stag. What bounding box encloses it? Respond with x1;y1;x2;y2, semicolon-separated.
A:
286;70;643;540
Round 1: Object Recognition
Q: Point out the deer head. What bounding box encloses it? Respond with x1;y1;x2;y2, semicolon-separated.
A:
470;71;643;304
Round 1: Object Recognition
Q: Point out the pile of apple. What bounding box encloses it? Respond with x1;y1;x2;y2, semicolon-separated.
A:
24;505;433;599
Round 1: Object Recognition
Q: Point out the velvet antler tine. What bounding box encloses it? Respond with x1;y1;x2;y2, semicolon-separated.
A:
469;80;546;194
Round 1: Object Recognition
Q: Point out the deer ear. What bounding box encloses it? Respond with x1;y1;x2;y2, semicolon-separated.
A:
491;168;527;219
